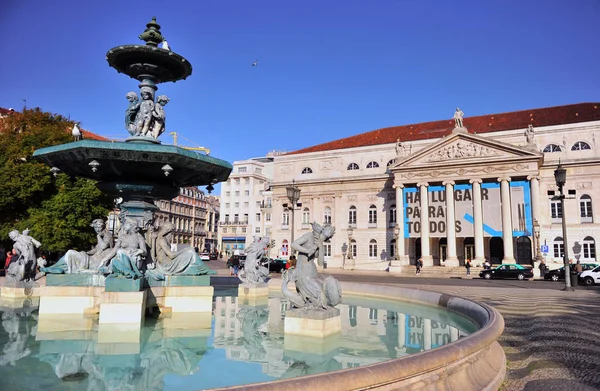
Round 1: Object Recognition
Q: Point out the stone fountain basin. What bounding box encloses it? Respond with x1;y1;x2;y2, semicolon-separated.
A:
33;140;232;198
214;279;506;391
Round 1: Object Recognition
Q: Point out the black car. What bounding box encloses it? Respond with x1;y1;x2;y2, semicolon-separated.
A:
544;263;599;282
209;252;218;260
479;264;534;280
260;257;287;273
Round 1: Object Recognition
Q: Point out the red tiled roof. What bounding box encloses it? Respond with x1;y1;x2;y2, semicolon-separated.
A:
0;107;15;116
287;103;600;155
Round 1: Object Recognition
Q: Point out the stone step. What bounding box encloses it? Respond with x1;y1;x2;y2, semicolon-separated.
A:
399;265;483;275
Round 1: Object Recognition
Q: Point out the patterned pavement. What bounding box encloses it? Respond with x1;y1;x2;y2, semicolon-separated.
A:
374;282;600;391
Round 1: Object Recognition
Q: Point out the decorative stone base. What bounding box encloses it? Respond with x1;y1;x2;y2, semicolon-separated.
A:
36;314;96;340
99;291;146;326
284;333;341;357
38;286;98;315
238;284;269;306
443;256;460;267
105;276;146;292
155;312;213;338
1;286;41;299
147;275;211;287
0;295;39;309
97;323;143;354
148;285;214;313
284;307;342;338
46;274;106;287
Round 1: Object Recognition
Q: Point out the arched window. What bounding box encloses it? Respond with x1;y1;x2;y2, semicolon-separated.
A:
323;239;332;257
369;239;378;257
348;205;357;225
347;163;359;170
350;239;357;258
301;167;313;174
302;207;310;224
387;159;396;167
582;236;596;260
543;144;562;153
389;204;397;224
323;206;332;224
366;161;379;168
281;240;289;256
553;236;564;258
368;204;377;225
580;194;593;223
572;141;591;151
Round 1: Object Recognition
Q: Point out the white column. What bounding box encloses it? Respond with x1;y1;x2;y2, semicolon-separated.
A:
390;182;408;272
418;182;433;266
423;318;432;351
470;178;485;263
499;176;515;262
528;175;541;222
443;181;459;266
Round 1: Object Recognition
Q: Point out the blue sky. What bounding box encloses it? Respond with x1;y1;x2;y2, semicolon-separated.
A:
1;0;599;193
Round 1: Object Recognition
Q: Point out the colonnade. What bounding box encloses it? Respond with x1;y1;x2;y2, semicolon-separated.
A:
394;176;541;267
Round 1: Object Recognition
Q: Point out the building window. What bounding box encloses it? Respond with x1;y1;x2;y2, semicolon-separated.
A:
368;204;377;225
245;190;250;196
572;141;591;151
543;144;562;153
369;239;377;257
232;227;237;233
324;207;332;224
350;239;357;258
580;194;593;223
238;167;247;173
348;206;357;225
241;227;246;233
234;202;239;208
256;201;261;207
245;178;250;184
255;227;260;233
582;236;596;260
282;211;290;226
234;214;239;222
223;227;227;233
235;191;240;196
302;208;310;224
389;204;396;224
244;202;249;207
550;200;562;219
243;214;248;222
226;191;231;196
224;214;229;222
266;213;271;222
256;213;261;222
553;236;564;258
387;159;396;167
255;168;262;174
324;240;331;257
366;161;379;168
390;239;396;258
235;179;240;184
369;308;378;325
301;167;313;174
225;203;230;208
347;163;359;170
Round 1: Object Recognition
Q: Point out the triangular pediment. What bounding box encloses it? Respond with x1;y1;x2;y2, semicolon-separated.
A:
392;132;542;170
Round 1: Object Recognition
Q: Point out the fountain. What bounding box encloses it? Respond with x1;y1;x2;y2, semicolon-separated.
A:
30;17;231;330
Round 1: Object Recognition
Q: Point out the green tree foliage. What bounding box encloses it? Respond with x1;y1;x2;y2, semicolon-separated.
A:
0;108;112;252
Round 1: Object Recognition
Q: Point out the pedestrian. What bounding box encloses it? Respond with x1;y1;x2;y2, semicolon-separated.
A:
416;258;422;275
575;260;583;273
538;260;547;278
4;248;16;270
465;259;471;275
483;260;491;269
231;255;240;277
286;255;296;270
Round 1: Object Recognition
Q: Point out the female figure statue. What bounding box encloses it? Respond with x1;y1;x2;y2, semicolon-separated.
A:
100;219;146;279
145;222;215;280
282;222;342;309
238;236;270;286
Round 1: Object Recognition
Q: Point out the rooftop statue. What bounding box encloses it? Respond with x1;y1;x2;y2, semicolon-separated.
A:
282;222;342;310
238;236;271;286
453;107;464;129
525;124;535;145
41;219;114;275
145;222;215;280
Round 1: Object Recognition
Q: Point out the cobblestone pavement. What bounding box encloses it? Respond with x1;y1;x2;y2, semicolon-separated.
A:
373;282;600;391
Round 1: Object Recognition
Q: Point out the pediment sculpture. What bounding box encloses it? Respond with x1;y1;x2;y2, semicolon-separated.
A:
427;141;500;162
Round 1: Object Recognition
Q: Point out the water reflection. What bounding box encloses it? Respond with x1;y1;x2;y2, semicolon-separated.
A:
0;294;474;390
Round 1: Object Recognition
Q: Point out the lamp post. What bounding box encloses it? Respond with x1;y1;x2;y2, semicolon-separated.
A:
554;163;574;291
532;219;541;262
394;226;400;260
347;227;354;262
286;180;301;250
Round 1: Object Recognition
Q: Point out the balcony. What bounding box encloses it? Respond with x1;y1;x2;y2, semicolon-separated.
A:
260;201;272;211
220;220;249;226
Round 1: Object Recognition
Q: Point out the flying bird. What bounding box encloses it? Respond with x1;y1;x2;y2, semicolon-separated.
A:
252;59;258;67
162;40;171;51
72;123;82;141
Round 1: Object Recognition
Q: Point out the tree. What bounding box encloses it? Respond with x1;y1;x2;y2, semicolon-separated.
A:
0;108;113;252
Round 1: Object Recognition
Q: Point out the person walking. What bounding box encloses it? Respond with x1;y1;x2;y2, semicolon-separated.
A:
465;259;471;276
539;260;547;278
416;259;422;275
575;260;583;274
231;255;240;277
4;248;16;270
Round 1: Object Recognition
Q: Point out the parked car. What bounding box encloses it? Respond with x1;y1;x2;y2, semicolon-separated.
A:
199;252;210;261
479;264;534;280
579;266;600;286
260;257;287;273
544;263;599;282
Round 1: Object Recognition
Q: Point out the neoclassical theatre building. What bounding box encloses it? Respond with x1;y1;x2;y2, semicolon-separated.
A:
270;102;600;271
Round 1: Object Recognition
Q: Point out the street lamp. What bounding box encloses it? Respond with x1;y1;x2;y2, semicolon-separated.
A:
347;227;353;261
394;226;400;260
554;163;573;291
285;179;301;248
532;219;542;263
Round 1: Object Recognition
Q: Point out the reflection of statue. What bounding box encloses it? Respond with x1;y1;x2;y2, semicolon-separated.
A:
135;87;155;136
238;236;270;286
100;219;146;279
525;124;534;145
42;219;114;274
236;306;269;361
0;309;36;366
282;222;342;309
125;92;140;136
6;229;40;282
453;107;464;128
145;222;215;280
150;95;169;138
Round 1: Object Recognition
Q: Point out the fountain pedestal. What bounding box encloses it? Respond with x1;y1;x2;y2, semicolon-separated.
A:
99;290;146;326
284;307;342;338
147;276;213;313
237;283;269;306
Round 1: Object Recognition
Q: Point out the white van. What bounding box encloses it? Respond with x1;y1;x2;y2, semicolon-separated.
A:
579;266;600;286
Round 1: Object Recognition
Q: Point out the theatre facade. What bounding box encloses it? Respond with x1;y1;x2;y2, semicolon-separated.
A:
270;103;600;271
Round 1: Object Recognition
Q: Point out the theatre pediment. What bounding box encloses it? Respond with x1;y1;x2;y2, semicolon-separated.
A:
394;133;541;169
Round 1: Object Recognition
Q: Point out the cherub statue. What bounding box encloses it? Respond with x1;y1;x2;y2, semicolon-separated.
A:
125;92;140;136
150;95;169;139
135;87;155;136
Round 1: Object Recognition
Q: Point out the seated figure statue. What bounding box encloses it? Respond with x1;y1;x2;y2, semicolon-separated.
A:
99;219;146;279
145;222;215;281
282;222;342;310
42;219;114;275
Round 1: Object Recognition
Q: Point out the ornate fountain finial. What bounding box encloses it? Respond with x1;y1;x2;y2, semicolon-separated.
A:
139;17;165;47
